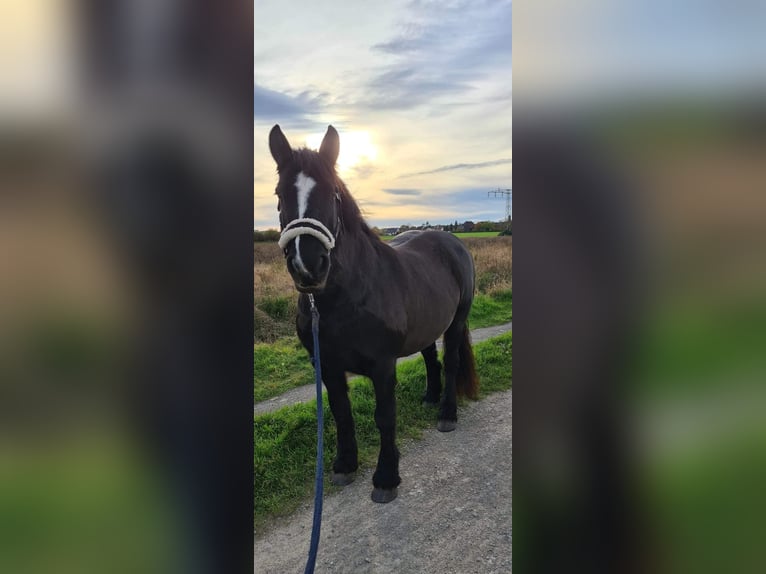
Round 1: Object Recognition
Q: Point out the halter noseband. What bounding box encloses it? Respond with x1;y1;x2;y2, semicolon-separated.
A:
277;187;342;253
278;217;336;252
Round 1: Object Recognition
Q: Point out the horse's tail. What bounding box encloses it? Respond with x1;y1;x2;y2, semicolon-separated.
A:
456;324;479;400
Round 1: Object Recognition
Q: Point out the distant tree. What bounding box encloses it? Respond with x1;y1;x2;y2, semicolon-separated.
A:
371;226;382;236
473;221;492;232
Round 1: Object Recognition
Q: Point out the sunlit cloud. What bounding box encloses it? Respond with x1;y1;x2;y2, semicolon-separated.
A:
304;130;378;175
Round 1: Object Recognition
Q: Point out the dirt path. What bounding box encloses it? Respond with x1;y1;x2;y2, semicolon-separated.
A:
255;389;512;573
254;321;512;416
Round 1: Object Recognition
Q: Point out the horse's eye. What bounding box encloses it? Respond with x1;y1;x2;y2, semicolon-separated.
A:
277;198;281;212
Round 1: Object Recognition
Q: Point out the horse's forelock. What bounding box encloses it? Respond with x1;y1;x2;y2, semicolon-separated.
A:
289;148;366;233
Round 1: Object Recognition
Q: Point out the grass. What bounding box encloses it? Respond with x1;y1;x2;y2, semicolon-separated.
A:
254;331;512;530
452;231;501;238
468;290;512;328
254;338;314;402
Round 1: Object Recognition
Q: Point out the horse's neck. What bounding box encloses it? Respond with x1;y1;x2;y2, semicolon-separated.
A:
323;226;389;304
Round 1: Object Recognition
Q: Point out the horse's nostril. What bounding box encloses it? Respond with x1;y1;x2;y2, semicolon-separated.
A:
318;254;329;273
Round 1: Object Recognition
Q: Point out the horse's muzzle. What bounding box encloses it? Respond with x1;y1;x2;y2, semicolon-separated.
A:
286;250;330;293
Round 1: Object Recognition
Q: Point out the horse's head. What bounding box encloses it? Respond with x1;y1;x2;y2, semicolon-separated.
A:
269;124;342;293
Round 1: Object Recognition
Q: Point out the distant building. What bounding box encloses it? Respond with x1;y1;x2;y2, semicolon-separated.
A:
462;221;475;232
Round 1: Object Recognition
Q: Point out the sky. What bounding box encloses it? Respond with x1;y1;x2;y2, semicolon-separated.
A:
254;0;512;230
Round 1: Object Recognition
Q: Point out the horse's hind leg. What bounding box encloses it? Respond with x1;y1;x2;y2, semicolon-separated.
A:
421;342;442;406
438;314;467;432
370;359;401;503
325;366;358;485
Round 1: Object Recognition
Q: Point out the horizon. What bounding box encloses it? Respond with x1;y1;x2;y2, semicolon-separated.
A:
254;0;512;230
253;216;511;233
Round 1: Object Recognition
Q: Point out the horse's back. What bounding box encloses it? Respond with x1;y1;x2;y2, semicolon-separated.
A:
386;231;475;355
389;230;475;300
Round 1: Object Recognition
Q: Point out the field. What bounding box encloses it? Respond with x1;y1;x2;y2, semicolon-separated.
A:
254;235;512;344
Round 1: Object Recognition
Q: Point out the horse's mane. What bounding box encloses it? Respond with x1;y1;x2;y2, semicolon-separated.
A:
292;148;379;242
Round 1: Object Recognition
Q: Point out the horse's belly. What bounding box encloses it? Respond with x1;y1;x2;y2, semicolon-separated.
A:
398;315;453;357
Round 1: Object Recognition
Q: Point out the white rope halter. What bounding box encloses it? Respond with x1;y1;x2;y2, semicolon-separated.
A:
278;218;336;252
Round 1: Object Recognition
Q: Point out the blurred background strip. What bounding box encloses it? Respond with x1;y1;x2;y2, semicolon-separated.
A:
0;1;253;573
514;1;766;573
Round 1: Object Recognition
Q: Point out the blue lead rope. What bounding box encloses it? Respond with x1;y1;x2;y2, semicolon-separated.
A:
304;293;324;574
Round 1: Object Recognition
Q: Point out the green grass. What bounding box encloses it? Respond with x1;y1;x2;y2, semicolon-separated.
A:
452;231;500;238
381;231;500;241
254;338;314;402
468;290;512;328
254;332;512;529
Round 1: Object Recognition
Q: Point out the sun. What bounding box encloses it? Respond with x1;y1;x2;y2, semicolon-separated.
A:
305;130;377;172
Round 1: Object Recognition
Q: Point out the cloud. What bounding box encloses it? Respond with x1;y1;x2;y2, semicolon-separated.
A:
382;188;422;196
361;0;512;110
348;162;378;180
253;83;328;129
400;158;512;177
364;67;471;109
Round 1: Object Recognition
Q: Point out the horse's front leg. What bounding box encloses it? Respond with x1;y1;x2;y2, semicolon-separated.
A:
370;359;401;503
324;364;358;485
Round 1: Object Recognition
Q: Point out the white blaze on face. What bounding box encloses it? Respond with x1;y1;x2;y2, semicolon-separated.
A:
293;171;316;276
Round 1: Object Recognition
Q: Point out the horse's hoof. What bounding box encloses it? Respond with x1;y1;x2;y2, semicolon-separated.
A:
437;420;457;432
331;472;356;486
371;487;398;503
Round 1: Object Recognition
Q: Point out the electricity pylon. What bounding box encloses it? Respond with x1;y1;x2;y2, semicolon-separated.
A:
488;188;512;225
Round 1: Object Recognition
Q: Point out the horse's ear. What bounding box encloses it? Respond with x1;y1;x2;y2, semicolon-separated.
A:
319;125;340;166
269;124;293;170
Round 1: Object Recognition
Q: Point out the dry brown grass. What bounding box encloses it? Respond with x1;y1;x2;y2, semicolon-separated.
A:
254;242;294;299
463;236;513;294
253;235;512;342
254;242;298;342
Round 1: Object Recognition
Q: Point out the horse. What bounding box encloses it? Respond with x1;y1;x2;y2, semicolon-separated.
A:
269;124;479;503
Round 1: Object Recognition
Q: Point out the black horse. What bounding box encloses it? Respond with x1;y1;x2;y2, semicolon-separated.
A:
269;124;479;503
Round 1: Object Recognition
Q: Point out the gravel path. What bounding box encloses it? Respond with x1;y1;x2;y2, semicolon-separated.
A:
255;389;512;573
254;321;512;416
